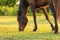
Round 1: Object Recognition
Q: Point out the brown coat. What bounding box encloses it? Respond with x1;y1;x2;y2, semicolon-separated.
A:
56;0;60;20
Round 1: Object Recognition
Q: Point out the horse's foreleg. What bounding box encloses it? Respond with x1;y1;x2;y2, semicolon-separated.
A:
41;8;54;32
17;0;29;31
49;3;58;33
30;4;37;31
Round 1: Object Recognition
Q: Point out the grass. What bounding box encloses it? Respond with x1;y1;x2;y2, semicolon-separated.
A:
0;16;60;40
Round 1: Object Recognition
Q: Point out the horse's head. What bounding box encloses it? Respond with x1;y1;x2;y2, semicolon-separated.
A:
18;16;28;31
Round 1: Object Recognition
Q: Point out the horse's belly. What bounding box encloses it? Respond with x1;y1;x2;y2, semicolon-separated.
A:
27;0;36;5
37;0;47;5
27;0;47;5
27;0;48;8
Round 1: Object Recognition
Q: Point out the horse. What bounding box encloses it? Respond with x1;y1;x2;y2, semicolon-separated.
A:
17;0;58;34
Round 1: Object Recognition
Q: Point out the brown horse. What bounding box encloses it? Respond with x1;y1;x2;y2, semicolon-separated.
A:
17;0;58;34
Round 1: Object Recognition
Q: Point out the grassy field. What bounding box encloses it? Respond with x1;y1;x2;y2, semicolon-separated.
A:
0;16;60;40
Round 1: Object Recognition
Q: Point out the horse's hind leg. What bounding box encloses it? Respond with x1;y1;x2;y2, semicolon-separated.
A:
41;8;54;32
30;4;37;31
17;0;29;31
49;3;58;33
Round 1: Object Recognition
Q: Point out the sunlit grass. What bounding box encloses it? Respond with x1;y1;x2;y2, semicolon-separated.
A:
0;16;60;40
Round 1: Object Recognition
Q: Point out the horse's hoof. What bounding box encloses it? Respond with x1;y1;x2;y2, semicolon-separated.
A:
52;29;58;34
53;31;58;34
54;30;58;34
54;28;58;34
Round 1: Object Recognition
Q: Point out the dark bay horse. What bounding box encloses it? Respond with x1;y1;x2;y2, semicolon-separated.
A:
17;0;58;34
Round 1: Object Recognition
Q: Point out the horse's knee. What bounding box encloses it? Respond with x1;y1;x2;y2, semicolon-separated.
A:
17;16;28;31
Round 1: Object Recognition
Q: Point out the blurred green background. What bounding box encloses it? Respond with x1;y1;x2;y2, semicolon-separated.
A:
0;0;52;16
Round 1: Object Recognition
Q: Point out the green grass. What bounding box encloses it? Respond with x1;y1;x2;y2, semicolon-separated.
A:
0;16;60;40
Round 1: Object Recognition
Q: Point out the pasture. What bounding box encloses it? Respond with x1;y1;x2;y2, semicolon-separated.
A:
0;16;60;40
